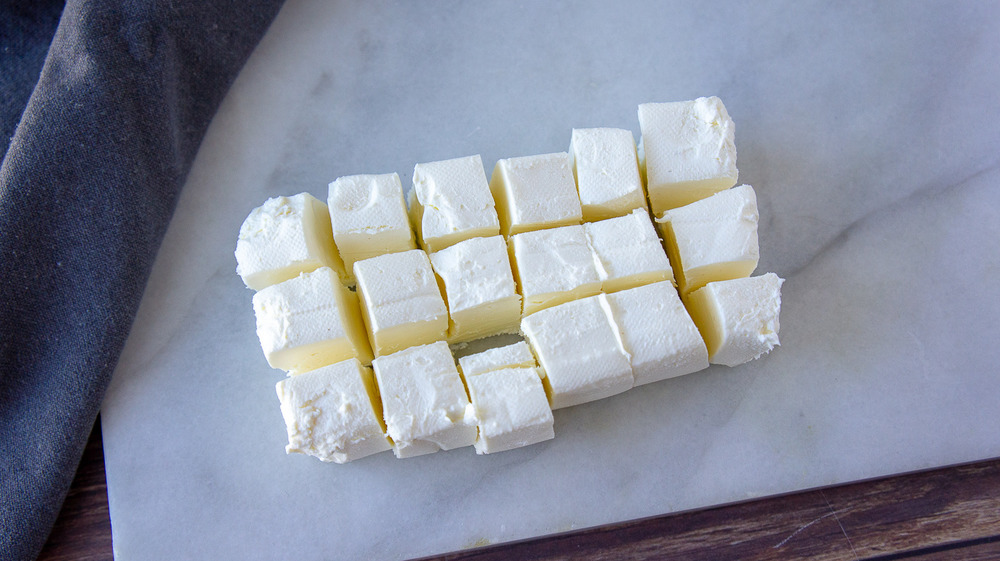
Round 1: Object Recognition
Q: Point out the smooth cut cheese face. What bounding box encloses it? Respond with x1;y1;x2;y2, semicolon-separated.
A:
568;128;645;222
428;235;521;343
508;224;602;314
638;97;738;214
327;173;416;280
236;193;346;290
372;341;478;458
684;273;783;367
409;155;500;253
458;341;536;378
605;281;709;386
521;294;633;409
252;267;373;374
466;366;554;454
353;249;448;357
583;208;674;294
656;184;759;296
489;152;583;236
275;358;391;463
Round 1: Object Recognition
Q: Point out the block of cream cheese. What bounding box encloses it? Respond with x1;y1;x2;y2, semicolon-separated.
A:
409;155;501;252
275;358;391;463
253;267;373;374
458;341;536;378
327;172;416;280
372;341;478;458
605;281;709;386
466;366;554;454
656;184;759;296
521;294;633;409
583;208;673;294
508;224;602;314
638;97;738;214
489;152;583;236
684;273;783;367
428;235;521;343
353;249;448;357
235;193;346;290
568;128;645;222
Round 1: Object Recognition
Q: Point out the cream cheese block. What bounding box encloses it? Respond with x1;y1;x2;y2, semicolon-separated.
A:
372;341;478;458
521;294;633;410
489;152;583;236
508;224;602;315
638;97;738;214
235;193;346;290
409;155;501;253
353;249;448;356
605;281;709;386
656;184;759;296
275;358;391;463
428;235;521;343
583;208;674;294
458;341;536;378
568;128;645;222
327;172;416;280
252;267;373;374
466;366;554;454
684;273;783;367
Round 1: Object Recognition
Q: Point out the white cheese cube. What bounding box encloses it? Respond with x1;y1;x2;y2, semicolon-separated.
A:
466;367;554;454
656;184;759;296
489;152;582;236
684;273;783;367
638;97;738;214
583;208;673;294
568;128;645;222
372;341;478;458
409;155;501;252
605;281;709;386
428;235;521;343
521;294;633;409
253;267;372;374
327;173;416;280
508;224;602;315
353;249;448;357
458;341;536;378
235;193;345;290
275;358;391;463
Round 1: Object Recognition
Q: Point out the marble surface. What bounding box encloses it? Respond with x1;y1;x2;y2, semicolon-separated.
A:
101;1;1000;559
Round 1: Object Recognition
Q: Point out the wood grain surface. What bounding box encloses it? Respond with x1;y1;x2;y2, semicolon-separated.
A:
38;417;1000;561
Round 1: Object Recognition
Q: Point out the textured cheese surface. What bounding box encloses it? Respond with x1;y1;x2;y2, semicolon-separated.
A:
489;152;583;236
605;281;709;386
584;208;673;294
521;294;633;409
372;341;478;458
252;267;372;374
275;359;390;463
509;224;602;314
569;128;645;222
327;173;415;277
410;155;500;252
466;366;554;454
458;341;536;378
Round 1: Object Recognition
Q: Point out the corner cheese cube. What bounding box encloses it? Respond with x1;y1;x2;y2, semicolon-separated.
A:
508;224;602;315
489;152;582;236
467;367;554;454
583;208;673;294
458;341;536;378
409;155;500;253
568;128;645;222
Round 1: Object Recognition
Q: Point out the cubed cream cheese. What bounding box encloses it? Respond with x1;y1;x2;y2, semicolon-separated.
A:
489;152;583;236
466;366;554;454
508;224;602;314
521;294;633;409
605;281;709;386
428;235;521;343
656;184;759;296
638;97;738;214
252;267;373;374
275;358;391;463
353;249;448;356
409;155;501;253
372;341;478;458
684;273;783;367
458;341;536;378
235;193;346;290
568;128;645;222
583;208;673;294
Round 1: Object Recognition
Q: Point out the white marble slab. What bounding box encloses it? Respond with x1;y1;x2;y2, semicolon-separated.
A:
101;1;1000;559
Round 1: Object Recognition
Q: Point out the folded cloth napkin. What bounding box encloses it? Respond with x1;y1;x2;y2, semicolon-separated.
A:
0;1;284;559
